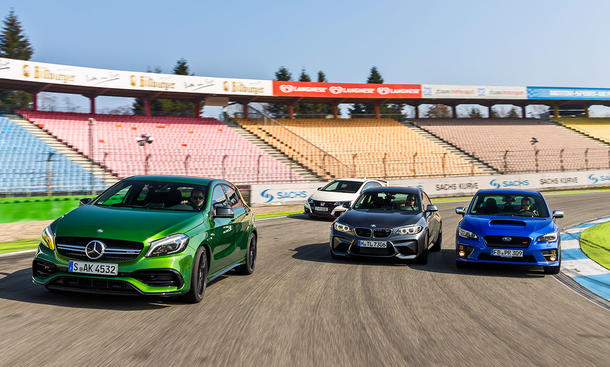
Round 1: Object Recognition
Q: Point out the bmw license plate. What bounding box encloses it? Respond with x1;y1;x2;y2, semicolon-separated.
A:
68;261;118;276
315;207;329;212
491;249;524;258
359;240;387;248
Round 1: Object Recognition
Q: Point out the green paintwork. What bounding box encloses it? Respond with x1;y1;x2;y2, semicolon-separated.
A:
32;176;257;296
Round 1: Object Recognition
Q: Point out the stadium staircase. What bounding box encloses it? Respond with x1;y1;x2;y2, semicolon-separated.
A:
5;114;117;186
221;117;320;181
400;120;497;175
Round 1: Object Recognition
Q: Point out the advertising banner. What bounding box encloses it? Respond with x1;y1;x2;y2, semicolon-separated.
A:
421;84;527;99
527;86;610;100
250;170;610;206
272;81;421;99
0;57;273;96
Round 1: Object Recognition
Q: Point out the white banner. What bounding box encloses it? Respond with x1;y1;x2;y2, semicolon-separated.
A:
421;84;527;99
0;57;272;96
250;170;610;206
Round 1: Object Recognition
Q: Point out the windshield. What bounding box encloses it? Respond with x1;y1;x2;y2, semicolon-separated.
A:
94;180;209;211
469;193;549;217
353;191;421;213
321;180;363;194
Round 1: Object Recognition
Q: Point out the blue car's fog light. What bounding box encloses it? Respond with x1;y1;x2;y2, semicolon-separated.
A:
541;249;558;262
457;244;474;258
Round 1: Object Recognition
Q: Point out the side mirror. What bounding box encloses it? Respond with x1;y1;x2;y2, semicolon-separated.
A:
214;207;234;218
79;198;92;206
455;207;466;215
426;204;438;212
552;210;564;219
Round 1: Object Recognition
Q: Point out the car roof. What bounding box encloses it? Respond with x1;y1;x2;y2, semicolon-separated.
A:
333;178;376;183
475;189;542;196
363;186;420;194
126;175;217;186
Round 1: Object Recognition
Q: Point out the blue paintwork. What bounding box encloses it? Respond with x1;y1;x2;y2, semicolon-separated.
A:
456;189;560;267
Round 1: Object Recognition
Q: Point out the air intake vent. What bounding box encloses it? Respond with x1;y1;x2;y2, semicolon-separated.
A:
489;220;526;226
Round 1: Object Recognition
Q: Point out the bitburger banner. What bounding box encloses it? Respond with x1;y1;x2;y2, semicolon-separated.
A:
272;81;421;98
0;57;273;97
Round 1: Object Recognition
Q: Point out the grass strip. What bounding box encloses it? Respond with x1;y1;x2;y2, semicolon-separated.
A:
580;222;610;270
0;238;39;254
254;210;302;219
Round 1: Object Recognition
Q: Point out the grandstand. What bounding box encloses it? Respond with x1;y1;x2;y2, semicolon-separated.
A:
0;115;107;194
412;118;610;172
555;118;610;144
17;111;309;185
235;117;488;179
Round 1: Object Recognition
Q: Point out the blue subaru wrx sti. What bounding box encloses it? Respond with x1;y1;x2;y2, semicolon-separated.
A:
455;189;563;274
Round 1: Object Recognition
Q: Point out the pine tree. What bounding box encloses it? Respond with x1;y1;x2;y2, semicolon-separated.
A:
506;107;520;118
0;10;33;112
294;68;316;117
316;70;336;116
265;66;292;118
349;67;405;120
426;104;452;118
468;107;483;118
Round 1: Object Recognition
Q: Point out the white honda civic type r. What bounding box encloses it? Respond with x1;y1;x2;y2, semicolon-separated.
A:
304;178;387;218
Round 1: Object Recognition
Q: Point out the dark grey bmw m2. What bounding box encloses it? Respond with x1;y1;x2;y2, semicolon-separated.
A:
329;187;442;264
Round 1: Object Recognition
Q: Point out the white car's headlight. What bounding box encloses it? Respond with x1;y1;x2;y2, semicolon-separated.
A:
41;225;55;250
395;224;423;235
537;232;558;242
334;222;353;233
146;234;190;257
458;228;478;239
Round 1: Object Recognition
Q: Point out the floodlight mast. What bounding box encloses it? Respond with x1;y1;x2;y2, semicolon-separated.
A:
136;134;154;174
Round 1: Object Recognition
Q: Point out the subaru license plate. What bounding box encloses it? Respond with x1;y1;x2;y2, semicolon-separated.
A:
68;261;118;276
491;249;523;258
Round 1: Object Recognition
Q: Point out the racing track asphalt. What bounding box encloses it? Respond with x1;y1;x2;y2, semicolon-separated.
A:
0;192;609;367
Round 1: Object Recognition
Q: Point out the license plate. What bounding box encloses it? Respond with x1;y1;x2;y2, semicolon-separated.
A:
315;207;329;212
491;249;524;258
359;240;387;248
68;261;118;276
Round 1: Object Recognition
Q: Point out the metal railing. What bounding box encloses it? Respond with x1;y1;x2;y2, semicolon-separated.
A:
228;104;352;179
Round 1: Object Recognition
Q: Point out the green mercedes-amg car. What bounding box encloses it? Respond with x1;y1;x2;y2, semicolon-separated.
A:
32;176;257;303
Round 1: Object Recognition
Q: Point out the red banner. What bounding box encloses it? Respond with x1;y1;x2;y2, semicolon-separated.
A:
273;81;421;99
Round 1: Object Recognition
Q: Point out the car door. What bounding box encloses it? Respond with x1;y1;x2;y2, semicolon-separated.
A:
222;183;249;265
422;191;440;244
208;184;234;272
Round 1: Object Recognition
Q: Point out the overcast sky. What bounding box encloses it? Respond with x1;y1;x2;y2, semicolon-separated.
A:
4;0;610;115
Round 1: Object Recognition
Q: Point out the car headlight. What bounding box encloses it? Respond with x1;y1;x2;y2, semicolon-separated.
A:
537;232;558;242
334;222;353;233
146;234;190;257
458;228;478;239
336;201;351;208
395;224;423;235
41;225;55;250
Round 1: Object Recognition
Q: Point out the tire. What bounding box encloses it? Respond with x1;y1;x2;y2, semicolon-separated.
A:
236;234;257;275
183;246;208;303
415;233;429;265
430;231;442;252
543;263;560;275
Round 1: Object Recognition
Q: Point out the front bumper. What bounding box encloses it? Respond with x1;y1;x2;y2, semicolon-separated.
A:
330;229;425;260
32;244;192;296
305;202;348;218
455;236;560;266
